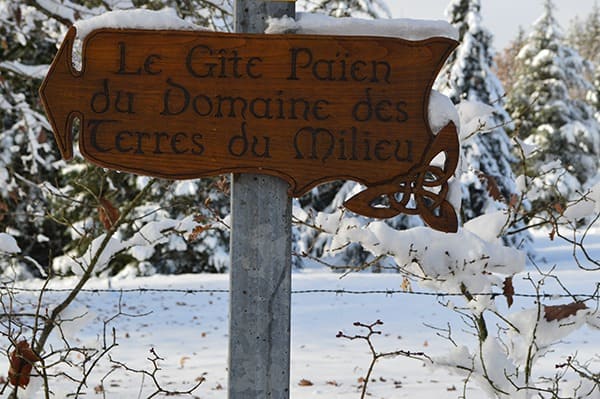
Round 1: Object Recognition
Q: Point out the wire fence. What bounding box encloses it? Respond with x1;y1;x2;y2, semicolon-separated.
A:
2;285;598;299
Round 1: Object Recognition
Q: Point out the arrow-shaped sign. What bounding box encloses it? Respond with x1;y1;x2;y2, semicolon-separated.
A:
40;27;459;232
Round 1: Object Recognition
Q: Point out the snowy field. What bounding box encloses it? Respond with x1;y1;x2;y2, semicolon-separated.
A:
3;228;599;398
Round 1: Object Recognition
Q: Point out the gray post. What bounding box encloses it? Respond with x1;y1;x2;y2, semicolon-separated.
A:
229;2;295;398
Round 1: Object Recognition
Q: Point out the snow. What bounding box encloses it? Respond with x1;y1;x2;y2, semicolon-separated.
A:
2;5;598;399
0;61;49;80
312;211;525;314
74;8;201;41
556;181;600;222
455;100;496;140
428;90;460;134
463;210;508;244
0;232;21;254
267;12;458;41
562;198;597;222
514;136;538;158
2;228;598;398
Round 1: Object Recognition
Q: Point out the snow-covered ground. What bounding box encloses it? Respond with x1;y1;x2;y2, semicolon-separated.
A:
3;228;599;398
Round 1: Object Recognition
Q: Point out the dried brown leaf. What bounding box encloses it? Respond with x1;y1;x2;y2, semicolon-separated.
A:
299;379;313;386
98;198;119;230
179;356;190;369
214;175;230;195
188;224;210;242
544;302;587;322
0;200;8;222
8;341;40;388
503;277;514;308
509;194;519;209
37;129;47;144
553;203;564;214
478;172;504;202
401;277;412;293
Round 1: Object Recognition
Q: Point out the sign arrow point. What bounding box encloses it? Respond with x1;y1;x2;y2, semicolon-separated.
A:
39;26;80;160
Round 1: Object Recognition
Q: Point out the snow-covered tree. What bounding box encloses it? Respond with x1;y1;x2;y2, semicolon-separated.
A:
296;0;389;18
0;2;67;277
566;2;600;65
495;28;526;94
566;2;600;122
591;66;600;121
436;0;528;247
506;0;600;209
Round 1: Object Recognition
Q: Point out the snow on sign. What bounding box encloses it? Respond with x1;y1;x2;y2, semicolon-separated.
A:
40;27;460;232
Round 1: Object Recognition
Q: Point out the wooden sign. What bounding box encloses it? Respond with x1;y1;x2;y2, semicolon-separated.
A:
39;27;460;232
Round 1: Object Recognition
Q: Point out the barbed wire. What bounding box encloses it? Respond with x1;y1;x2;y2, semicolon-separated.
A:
1;285;598;299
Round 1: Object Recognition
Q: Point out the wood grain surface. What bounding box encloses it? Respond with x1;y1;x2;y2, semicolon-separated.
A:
40;27;460;231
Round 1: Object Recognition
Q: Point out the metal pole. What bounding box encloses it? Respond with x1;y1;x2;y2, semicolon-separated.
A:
229;2;295;398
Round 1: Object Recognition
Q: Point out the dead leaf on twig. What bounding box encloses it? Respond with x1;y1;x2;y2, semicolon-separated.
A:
478;172;504;202
544;302;587;322
8;341;40;388
503;277;514;308
401;277;412;292
98;197;119;230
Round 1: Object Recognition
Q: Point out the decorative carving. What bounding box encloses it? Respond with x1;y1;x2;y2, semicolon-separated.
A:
344;122;459;232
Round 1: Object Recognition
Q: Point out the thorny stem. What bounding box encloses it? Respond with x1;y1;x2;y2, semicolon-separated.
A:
35;179;156;353
337;320;431;399
109;348;204;398
6;180;158;398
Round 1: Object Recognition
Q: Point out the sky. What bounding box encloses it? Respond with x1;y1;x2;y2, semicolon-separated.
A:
387;0;599;50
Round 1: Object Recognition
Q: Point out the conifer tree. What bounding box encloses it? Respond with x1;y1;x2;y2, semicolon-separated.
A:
437;0;528;247
566;2;600;121
296;0;389;18
566;2;600;65
495;28;526;94
0;2;68;277
591;67;600;121
506;0;600;209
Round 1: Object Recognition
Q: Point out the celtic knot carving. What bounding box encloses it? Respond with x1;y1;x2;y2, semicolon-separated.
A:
344;122;460;233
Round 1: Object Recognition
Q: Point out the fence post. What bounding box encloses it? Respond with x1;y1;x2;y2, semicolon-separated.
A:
229;1;295;398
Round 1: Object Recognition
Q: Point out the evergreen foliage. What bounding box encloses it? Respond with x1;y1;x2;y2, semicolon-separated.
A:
296;0;389;18
506;0;600;209
566;2;600;122
0;3;67;277
436;0;528;247
566;2;600;65
591;66;600;121
494;28;525;96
